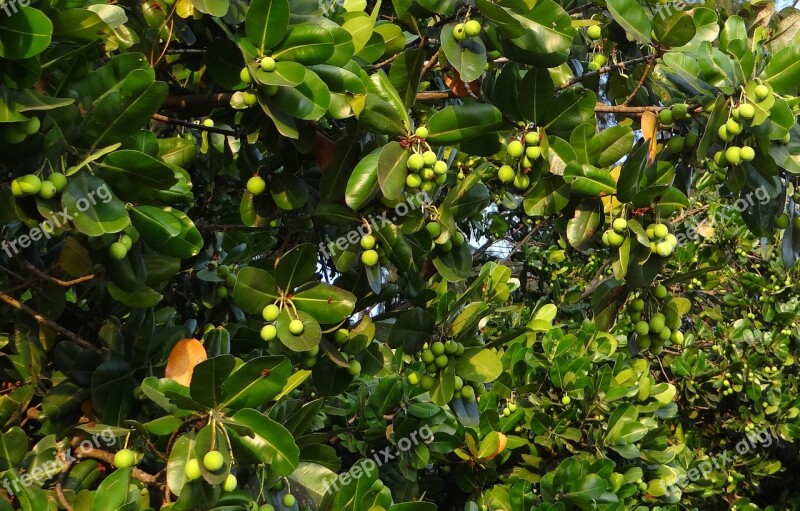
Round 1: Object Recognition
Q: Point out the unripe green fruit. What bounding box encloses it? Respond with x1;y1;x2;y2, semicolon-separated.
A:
725;146;742;165
525;146;541;160
607;230;624;247
513;172;530;190
422;150;437;166
671;330;684;345
740;146;755;161
420;181;435;193
775;213;789;229
426;222;442;238
453;23;467;41
360;235;376;250
755;84;770;100
672;103;688;120
726;118;742;135
739;103;755;120
464;20;481;37
361;249;379;266
334;329;349;344
282;494;296;507
4;125;27;144
593;54;607;66
263;304;280;321
653;224;669;239
461;385;475;401
612;218;628;233
452;231;465;246
649;314;666;334
561;396;571;405
247;176;267;196
420;374;434;390
434;354;449;368
421;350;434;364
406;173;422;188
587;25;602;40
718;125;730;141
223;474;237;491
242;92;258;106
109;242;128;260
216;286;228;299
433;160;448;175
656;242;672;257
47;173;67;192
507;140;525;158
119;235;133;250
498;165;515;183
260;57;276;72
421;167;436;181
18;174;42;195
347;360;361;375
261;324;277;341
217;264;230;277
654;284;668;299
289;319;304;335
685;130;699;148
431;341;445;356
407;153;425;171
588;61;599;71
202;119;215;128
631;298;645;312
525;132;540;145
114;449;136;468
39;181;57;199
667;136;685;153
407;372;419;385
635;321;650;336
415;126;428;138
240;67;251;83
20;117;40;135
658;109;674;125
203;451;225;471
184;459;201;480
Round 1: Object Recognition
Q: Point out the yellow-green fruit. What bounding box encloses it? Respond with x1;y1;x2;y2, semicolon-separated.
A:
453;23;467;41
19;117;40;135
775;213;790;229
726;119;742;135
718;125;730;141
561;395;571;405
109;242;128;260
289;319;304;335
612;218;628;233
407;153;425;171
263;304;280;321
406;173;422;188
426;222;442;238
498;165;515;183
347;360;361;375
282;494;296;507
240;67;251;83
739;103;755;120
203;451;224;472
47;173;68;192
422;150;437;166
587;25;602;40
361;249;379;266
685;130;699;147
649;314;666;334
38;181;57;199
671;330;684;345
607;230;625;247
114;449;136;468
507;140;525;158
334;329;349;344
667;136;685;153
755;84;770;100
653;224;669;239
260;57;276;72
672;103;688;120
725;146;742;165
654;284;668;299
433;160;448;175
360;235;376;250
184;459;201;480
261;324;277;341
658;109;674;125
223;474;237;492
593;54;607;66
740;146;755;162
247;176;267;196
415;126;428;138
525;146;541;160
3;125;27;144
525;131;540;145
464;20;481;37
17;174;42;195
513;172;530;190
242;92;258;106
407;372;420;385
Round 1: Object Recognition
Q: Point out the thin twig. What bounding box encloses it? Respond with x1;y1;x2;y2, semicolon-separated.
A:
556;56;652;91
152;114;237;136
19;260;97;287
0;291;94;350
622;54;657;106
421;53;439;78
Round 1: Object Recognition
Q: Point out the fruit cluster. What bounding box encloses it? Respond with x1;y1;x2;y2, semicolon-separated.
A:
260;303;304;341
405;128;449;193
628;284;685;354
601;217;629;248
453;19;481;41
238;56;280;107
405;340;478;402
11;172;67;200
209;261;237;298
360;234;380;267
646;222;678;258
184;450;238;492
2;117;40;145
425;220;466;254
587;53;607;72
498;131;541;190
658;103;690;126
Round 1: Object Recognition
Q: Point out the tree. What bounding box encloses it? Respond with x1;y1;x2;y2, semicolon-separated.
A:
1;0;800;509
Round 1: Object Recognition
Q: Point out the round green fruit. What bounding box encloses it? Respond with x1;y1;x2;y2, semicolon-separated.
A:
240;67;251;83
775;213;790;229
114;449;136;468
261;324;277;341
607;231;624;247
415;126;428;138
242;92;258;106
725;146;742;165
334;329;349;344
223;474;237;492
525;146;541;160
259;504;275;511
407;153;425;171
612;218;628;233
18;174;42;195
4;125;27;144
184;459;201;480
289;319;304;335
513;173;530;190
667;136;685;153
420;374;434;390
649;314;666;334
453;23;467;41
498;165;515;183
464;20;481;37
426;222;442;238
360;235;376;250
433;160;448;175
631;298;645;312
38;181;57;199
653;224;669;239
361;249;379;267
593;54;607;66
726;118;742;135
347;360;361;375
282;494;296;507
587;25;602;40
718;125;731;142
247;176;267;196
263;304;280;321
461;385;475;401
434;354;449;368
203;451;224;472
755;84;770;100
635;321;650;336
654;284;668;299
407;372;420;385
20;117;40;135
561;396;571;405
507;140;525;158
525;131;540;145
422;150;437;167
405;173;422;188
658;109;674;125
739;103;755;120
47;173;68;192
740;146;755;162
109;242;128;261
260;57;276;72
671;103;688;120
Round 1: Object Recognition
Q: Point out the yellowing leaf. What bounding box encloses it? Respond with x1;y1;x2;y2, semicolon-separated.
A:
165;339;207;387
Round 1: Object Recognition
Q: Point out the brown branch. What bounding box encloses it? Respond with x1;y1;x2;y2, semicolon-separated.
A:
556;56;652;91
161;94;234;111
19;260;97;287
416;90;458;101
0;290;94;350
421;53;439;78
152;113;237;136
622;54;657;106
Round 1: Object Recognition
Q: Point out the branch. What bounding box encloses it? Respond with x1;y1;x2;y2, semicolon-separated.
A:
74;447;159;485
0;290;94;350
161;94;234;111
622;54;657;106
152;114;238;136
19;260;97;287
556;56;652;91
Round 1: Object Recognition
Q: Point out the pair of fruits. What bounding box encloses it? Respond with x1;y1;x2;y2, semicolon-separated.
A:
666;131;699;153
453;20;481;41
587;53;607;71
260;303;304;340
109;235;134;261
405;149;448;192
360;234;380;267
658;104;689;126
11;173;67;199
213;262;238;288
717;117;746;142
3;117;40;144
247;175;267;196
646;222;678;257
601;217;629;248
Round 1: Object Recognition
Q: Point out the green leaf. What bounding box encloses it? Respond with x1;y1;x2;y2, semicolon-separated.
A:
90;467;131;511
566;199;601;250
61;173;130;236
274;243;317;291
564;162;616;196
272;26;335;65
100;150;179;190
523;176;570;216
765;47;800;97
345;149;381;210
455;348;502;383
653;9;696;47
51;9;110;42
129;206;203;258
190;355;235;409
0;7;52;59
272;69;331;120
230;408;300;475
542;88;596;136
440;23;487;83
518;67;555;125
377;141;409;200
596;126;634;167
0;427;27;470
166;435;194;497
426;104;503;145
276;309;322;352
232;267;280;314
388;48;426;108
293;283;356;324
358;93;408;136
192;0;228;16
254;61;306;87
606;0;651;43
570;123;601;165
221;356;292;410
245;0;289;53
270;174;309;210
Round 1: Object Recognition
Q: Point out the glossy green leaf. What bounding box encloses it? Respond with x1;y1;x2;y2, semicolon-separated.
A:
426;104;503;145
61;173;130;236
293;283;356;324
0;7;52;59
245;0;289;53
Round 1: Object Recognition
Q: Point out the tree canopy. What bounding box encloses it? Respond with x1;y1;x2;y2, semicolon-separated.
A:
2;0;800;510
